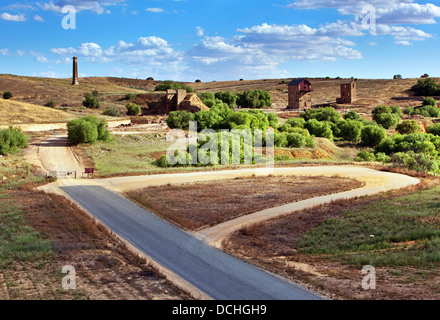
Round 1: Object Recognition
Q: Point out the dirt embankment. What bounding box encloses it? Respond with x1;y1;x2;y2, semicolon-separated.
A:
2;187;191;300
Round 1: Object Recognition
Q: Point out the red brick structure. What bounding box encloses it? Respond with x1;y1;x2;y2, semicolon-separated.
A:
337;80;357;104
72;57;79;85
287;79;313;110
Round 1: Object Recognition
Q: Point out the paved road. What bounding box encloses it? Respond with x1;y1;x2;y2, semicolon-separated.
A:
61;185;323;300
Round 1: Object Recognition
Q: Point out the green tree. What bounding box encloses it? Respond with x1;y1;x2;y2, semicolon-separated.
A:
423;97;437;107
396;120;421;135
2;91;13;99
340;120;363;142
83;93;100;109
126;102;141;116
236;90;271;109
361;125;387;147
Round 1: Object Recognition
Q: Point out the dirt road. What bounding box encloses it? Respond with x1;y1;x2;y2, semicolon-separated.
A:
37;135;84;174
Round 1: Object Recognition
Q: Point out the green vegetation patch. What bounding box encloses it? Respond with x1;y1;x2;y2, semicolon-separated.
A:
0;193;53;269
298;186;440;267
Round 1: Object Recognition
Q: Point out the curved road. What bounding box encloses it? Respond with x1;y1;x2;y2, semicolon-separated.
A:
35;137;420;300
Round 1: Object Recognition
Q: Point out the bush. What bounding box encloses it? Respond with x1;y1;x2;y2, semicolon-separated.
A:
126;103;141;116
355;150;376;162
267;113;279;128
344;111;360;121
375;152;392;163
287;117;306;128
67;116;111;145
390;106;403;116
154;80;196;93
340;120;363;142
167;111;195;130
416;105;440;118
302;107;341;123
304;119;334;141
427;124;440;136
83;93;100;109
396;120;421;135
286;133;306;148
195;79;202;83
215;91;237;107
103;107;121;117
45;100;56;108
404;107;415;115
274;132;288;148
361;125;387;147
2;91;13;99
375;113;400;129
411;78;440;96
125;93;136;100
372;105;391;119
0;127;28;155
146;77;154;81
423;97;437;107
236;90;271;109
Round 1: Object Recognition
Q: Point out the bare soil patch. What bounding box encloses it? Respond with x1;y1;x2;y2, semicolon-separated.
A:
2;187;191;300
126;175;363;231
223;178;440;300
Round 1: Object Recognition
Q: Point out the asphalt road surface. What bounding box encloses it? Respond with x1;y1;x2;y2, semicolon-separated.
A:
61;185;323;300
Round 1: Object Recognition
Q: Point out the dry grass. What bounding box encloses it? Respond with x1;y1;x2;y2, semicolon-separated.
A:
0;186;191;300
126;175;363;231
222;177;440;300
0;100;74;125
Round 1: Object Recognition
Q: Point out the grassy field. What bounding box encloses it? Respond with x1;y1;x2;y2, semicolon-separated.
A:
80;134;172;176
298;185;440;267
0;100;75;125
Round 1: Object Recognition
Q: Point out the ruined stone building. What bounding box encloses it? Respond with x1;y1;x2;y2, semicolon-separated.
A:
287;79;313;110
337;80;357;104
132;89;209;115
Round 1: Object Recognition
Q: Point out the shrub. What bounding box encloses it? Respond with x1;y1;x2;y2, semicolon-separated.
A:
355;150;376;162
167;111;195;130
287;117;306;128
340;120;363;142
67;116;111;145
396;120;421;135
361;125;387;147
83;93;100;109
103;107;121;117
375;113;400;129
126;103;141;116
423;97;437;107
404;107;415;115
274;132;288;148
0;127;28;155
146;77;154;81
304;119;334;141
286;133;306;148
125;93;136;100
375;152;392;163
267;113;279;128
92;90;99;97
302;107;341;123
215;91;237;107
344;111;360;121
411;78;440;96
195;79;202;83
427;124;440;136
416;105;440;118
236;90;271;109
372;105;391;119
154;80;196;93
390;106;403;116
3;91;13;99
45;100;56;108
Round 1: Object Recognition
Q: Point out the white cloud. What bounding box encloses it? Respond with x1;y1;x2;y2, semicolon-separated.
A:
37;0;125;15
34;15;44;22
196;26;205;37
145;8;164;13
30;51;50;63
0;12;26;21
0;49;10;56
395;40;412;45
289;0;440;25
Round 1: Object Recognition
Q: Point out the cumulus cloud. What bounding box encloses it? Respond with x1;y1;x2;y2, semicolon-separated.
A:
288;0;440;25
51;36;183;67
37;0;125;15
0;12;26;21
145;8;164;13
34;15;45;22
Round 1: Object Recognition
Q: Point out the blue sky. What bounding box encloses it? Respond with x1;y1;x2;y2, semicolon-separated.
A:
0;0;439;81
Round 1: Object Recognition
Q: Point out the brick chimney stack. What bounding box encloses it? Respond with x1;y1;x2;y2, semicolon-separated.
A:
72;57;79;85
